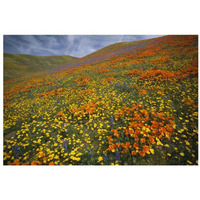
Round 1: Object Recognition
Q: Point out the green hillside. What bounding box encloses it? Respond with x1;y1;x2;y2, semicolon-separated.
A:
4;53;78;81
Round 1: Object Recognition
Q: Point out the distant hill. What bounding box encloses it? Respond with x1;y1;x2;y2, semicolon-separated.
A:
50;39;147;72
4;53;78;80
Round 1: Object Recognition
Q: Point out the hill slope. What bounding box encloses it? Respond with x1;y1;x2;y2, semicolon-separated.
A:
4;53;78;81
3;35;198;165
52;35;197;72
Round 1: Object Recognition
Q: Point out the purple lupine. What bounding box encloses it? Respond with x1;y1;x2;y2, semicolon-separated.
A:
122;97;125;103
13;145;22;159
124;81;127;88
182;84;186;92
62;140;67;151
110;117;114;126
57;99;60;103
115;151;120;160
65;129;68;133
102;93;105;98
104;154;108;161
89;154;93;158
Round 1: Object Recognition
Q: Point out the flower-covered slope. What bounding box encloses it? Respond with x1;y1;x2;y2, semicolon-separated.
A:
3;35;198;165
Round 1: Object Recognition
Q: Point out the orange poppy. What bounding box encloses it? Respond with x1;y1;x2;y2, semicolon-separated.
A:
31;160;38;165
149;136;155;144
135;138;139;142
13;159;20;165
116;143;121;148
165;132;171;139
49;162;55;165
108;136;113;143
125;142;132;149
132;134;138;138
37;161;42;165
135;129;140;134
134;143;139;149
108;144;116;151
140;138;146;143
22;161;30;165
131;150;137;155
121;149;127;154
43;157;47;161
112;129;119;137
121;143;125;148
139;151;145;157
143;145;150;153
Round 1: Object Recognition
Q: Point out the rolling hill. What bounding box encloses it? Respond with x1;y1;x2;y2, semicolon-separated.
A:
4;53;77;81
51;35;197;73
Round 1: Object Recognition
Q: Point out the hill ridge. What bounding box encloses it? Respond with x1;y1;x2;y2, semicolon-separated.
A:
4;53;78;81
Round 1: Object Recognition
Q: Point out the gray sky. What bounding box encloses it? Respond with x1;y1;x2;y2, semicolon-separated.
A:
4;35;162;58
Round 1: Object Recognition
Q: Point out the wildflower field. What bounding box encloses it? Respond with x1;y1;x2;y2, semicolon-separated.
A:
3;35;198;165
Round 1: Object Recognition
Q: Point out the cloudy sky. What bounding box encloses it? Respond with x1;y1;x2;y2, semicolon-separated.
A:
4;35;162;58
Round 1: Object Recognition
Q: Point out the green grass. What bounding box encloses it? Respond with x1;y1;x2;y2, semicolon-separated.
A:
4;53;78;81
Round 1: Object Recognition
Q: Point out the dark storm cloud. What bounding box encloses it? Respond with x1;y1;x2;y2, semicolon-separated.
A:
4;35;162;57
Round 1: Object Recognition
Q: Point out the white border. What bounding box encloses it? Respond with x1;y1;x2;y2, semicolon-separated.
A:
1;1;199;200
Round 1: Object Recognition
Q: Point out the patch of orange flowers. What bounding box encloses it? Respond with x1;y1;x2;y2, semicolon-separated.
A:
70;102;98;117
74;75;92;86
98;69;110;73
101;77;115;83
106;103;175;157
